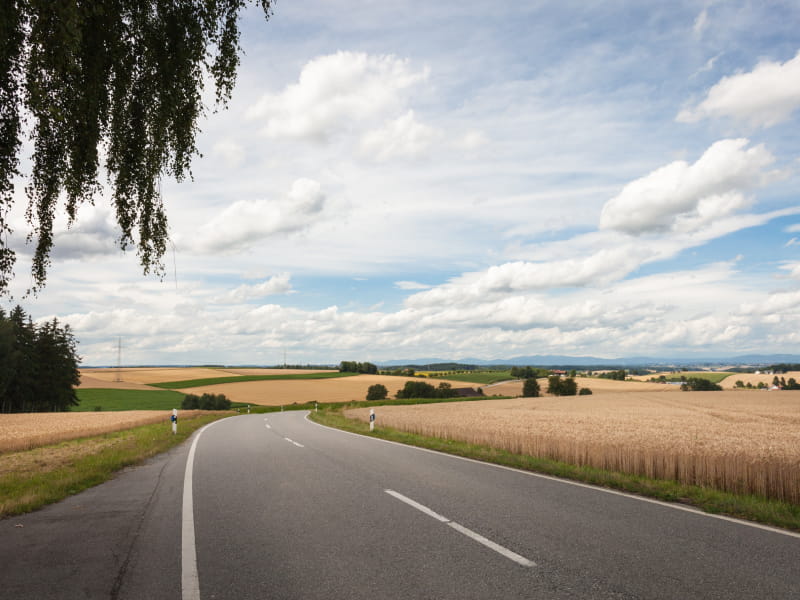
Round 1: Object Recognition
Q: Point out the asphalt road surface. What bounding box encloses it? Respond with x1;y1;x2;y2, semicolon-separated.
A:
2;411;799;599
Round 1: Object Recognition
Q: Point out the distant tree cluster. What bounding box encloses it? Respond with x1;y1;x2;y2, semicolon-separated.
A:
339;361;378;374
395;381;458;399
181;393;231;410
0;306;80;413
511;366;548;379
597;370;627;381
680;378;722;392
382;367;416;377
547;376;579;396
768;364;800;373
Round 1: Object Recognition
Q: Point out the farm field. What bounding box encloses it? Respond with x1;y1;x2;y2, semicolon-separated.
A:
79;367;231;386
74;389;187;411
719;371;800;389
346;391;800;503
630;371;732;384
426;371;514;385
0;410;216;453
178;374;471;406
484;376;681;397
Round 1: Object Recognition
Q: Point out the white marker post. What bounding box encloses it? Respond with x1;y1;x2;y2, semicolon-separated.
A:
369;408;375;432
247;404;250;414
171;409;178;435
315;402;318;413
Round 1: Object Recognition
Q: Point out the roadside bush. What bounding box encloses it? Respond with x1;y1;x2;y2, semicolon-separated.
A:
366;384;388;401
182;394;200;409
578;388;593;395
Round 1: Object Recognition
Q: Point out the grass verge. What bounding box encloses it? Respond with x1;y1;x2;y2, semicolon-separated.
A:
0;413;230;518
309;408;800;532
74;388;186;411
151;371;356;390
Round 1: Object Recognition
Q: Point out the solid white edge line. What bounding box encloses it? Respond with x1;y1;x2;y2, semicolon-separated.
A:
384;489;535;567
182;418;230;600
304;412;800;540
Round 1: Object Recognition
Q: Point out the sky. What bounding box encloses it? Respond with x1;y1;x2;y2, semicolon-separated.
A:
4;0;800;365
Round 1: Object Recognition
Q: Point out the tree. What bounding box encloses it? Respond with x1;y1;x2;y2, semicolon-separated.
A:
522;377;540;397
681;377;722;392
366;384;388;401
0;1;273;295
548;376;578;396
0;305;80;412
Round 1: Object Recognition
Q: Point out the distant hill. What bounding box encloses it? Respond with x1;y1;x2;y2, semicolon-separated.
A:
378;354;800;368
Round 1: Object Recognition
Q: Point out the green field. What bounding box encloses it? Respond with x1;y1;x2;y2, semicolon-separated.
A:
428;371;514;385
658;372;732;384
150;371;356;390
75;388;187;411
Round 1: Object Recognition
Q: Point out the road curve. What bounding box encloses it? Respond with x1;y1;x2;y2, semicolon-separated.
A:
2;411;799;599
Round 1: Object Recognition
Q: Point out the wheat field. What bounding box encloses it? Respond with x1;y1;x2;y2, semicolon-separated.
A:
485;377;680;397
178;374;471;405
0;410;213;453
346;391;800;503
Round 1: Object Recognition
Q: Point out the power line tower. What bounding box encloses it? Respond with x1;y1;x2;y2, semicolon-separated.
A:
115;337;123;382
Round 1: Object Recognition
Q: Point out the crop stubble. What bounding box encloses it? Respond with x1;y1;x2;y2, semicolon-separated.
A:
347;391;800;503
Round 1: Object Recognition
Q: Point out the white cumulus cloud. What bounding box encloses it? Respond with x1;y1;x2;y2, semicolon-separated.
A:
246;51;429;141
359;110;441;161
224;273;294;302
677;50;800;127
195;178;326;253
599;139;776;235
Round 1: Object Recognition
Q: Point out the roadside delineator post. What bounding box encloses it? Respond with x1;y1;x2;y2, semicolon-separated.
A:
247;404;250;414
171;409;178;435
315;402;318;412
369;408;375;432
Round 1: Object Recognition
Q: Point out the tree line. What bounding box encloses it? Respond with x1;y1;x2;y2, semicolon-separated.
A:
339;361;378;374
0;306;80;413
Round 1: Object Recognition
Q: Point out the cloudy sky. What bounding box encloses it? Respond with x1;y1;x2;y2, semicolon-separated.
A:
5;1;800;365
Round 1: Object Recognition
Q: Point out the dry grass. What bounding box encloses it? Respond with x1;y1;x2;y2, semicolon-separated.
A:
0;410;215;453
178;374;470;406
346;391;800;503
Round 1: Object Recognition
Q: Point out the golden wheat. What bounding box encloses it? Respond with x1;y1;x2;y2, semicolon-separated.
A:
0;410;213;453
346;391;800;503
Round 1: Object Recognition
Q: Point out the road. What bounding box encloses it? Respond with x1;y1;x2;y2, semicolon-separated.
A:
2;411;799;599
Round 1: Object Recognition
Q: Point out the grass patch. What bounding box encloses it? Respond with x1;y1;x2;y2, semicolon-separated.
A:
74;388;186;411
151;371;356;390
0;413;230;518
428;371;514;385
309;407;800;532
654;372;732;384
